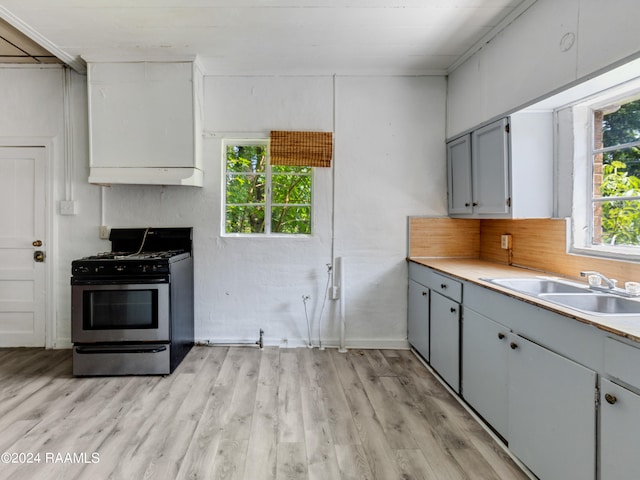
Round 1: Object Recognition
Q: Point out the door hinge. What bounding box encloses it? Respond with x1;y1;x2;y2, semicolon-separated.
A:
505;123;510;134
506;197;512;207
595;383;600;407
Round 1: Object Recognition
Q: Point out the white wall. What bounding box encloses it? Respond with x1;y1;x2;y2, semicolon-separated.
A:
0;66;99;347
92;75;447;348
333;76;446;346
1;70;446;349
447;0;640;137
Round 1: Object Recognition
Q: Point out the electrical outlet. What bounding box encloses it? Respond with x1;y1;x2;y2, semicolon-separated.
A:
501;234;512;250
99;225;110;239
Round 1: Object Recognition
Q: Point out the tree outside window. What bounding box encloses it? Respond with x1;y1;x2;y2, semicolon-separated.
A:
592;98;640;246
224;141;312;235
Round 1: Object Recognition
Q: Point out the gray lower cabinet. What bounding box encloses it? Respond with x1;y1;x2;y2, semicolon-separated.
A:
600;378;640;480
411;263;607;480
508;334;597;480
430;291;460;392
462;308;597;480
461;308;509;438
407;279;430;360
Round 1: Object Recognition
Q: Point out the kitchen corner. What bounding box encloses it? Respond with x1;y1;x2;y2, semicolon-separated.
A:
407;215;640;480
407;216;640;342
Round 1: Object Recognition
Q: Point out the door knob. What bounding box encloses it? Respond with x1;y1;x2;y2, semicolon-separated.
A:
604;393;617;405
34;251;45;262
32;240;42;247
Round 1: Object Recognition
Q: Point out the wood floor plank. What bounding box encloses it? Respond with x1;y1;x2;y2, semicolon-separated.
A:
278;350;305;444
334;444;374;480
312;350;360;446
395;448;440;480
0;347;530;480
276;442;308;480
349;350;417;450
298;349;342;480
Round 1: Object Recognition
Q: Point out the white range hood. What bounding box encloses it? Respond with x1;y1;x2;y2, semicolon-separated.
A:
87;59;204;187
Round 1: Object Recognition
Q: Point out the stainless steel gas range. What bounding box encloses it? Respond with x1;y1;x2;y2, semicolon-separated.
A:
71;227;194;376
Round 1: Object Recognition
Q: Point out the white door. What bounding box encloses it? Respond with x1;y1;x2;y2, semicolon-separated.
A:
0;147;46;347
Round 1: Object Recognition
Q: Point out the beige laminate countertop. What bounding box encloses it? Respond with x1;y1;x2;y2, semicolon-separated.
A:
409;257;640;344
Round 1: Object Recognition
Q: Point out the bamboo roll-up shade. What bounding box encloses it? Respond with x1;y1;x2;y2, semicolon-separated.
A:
270;130;333;167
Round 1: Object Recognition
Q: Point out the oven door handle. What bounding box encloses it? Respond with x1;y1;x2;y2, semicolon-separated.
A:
75;345;168;355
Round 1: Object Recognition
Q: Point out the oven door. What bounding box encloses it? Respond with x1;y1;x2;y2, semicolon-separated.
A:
72;280;170;343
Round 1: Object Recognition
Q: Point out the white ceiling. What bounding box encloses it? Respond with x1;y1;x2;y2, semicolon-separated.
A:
0;0;531;75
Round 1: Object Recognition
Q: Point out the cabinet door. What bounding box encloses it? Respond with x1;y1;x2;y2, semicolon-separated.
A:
447;134;473;215
471;118;510;215
408;280;430;361
430;292;460;392
508;334;596;480
461;309;509;439
88;62;195;169
600;378;640;480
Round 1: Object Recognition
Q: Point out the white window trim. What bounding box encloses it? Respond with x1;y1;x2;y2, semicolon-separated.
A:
569;79;640;261
221;138;314;238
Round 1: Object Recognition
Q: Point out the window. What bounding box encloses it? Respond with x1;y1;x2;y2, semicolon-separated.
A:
590;95;640;248
223;139;312;235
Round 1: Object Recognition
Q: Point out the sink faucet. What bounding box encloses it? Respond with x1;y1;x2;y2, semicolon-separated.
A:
580;271;617;289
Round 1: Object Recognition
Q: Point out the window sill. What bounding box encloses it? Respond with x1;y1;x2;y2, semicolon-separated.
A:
221;233;313;239
569;244;640;263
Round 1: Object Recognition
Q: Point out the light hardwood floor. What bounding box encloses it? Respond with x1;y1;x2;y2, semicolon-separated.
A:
0;347;529;480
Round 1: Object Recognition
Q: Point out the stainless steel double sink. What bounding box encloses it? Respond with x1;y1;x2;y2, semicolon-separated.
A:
482;277;640;316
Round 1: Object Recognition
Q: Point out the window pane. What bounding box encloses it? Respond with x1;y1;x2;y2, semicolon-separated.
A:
226;174;266;204
272;165;312;174
225;206;265;234
271;206;311;234
595;199;640;246
272;174;312;204
600;99;640;148
226;145;267;173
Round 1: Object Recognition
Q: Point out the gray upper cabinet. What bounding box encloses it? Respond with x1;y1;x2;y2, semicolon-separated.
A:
472;118;510;215
446;112;553;218
446;134;473;215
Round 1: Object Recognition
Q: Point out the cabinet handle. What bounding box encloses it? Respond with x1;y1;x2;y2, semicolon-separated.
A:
510;342;518;350
605;393;617;405
472;202;478;206
450;307;456;313
422;291;428;296
440;283;447;289
465;202;470;207
498;333;505;340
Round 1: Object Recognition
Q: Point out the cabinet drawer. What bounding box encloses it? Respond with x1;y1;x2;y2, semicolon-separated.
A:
408;263;462;302
604;337;640;389
408;262;435;288
430;272;462;303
